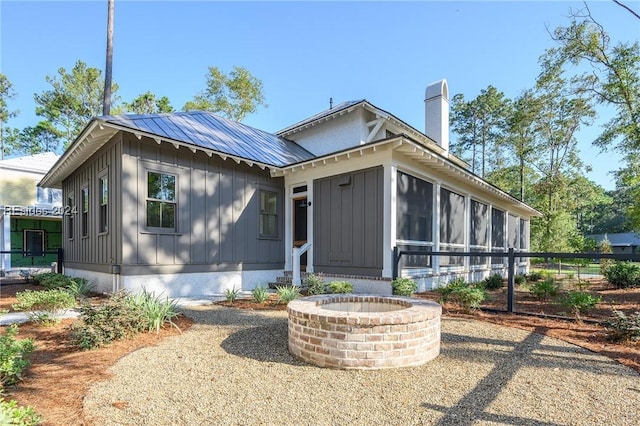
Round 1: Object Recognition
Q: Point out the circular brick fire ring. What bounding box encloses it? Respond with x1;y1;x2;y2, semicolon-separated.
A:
287;295;441;370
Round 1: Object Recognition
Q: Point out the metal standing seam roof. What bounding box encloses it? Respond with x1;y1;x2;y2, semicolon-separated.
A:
102;111;316;167
277;100;367;135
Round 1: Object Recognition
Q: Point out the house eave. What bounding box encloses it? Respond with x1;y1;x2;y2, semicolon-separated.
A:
39;119;280;189
272;135;542;217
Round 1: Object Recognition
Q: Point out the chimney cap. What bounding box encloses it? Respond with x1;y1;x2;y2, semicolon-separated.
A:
425;79;449;102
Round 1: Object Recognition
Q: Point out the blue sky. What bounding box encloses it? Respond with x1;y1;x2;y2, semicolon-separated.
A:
1;0;638;189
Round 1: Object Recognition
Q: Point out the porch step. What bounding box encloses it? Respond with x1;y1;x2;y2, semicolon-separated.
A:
268;271;310;289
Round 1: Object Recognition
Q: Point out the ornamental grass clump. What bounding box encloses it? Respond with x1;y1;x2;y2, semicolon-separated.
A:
12;289;76;326
129;288;181;333
482;273;504;290
224;287;241;304
391;277;417;296
529;278;559;300
276;285;300;304
251;286;269;303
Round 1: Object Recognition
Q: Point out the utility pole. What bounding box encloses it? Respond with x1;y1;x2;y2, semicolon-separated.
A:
103;0;114;115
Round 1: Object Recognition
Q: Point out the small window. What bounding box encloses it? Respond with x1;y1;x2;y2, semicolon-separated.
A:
67;192;75;239
259;190;278;238
99;175;108;233
146;171;176;229
81;186;89;237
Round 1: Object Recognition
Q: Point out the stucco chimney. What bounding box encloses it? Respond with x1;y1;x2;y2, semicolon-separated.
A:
424;79;449;152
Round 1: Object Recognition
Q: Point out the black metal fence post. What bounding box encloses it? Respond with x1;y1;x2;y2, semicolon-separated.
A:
57;248;64;274
392;246;398;280
507;247;515;313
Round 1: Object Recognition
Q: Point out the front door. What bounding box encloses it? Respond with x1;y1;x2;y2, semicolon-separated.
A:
293;197;308;267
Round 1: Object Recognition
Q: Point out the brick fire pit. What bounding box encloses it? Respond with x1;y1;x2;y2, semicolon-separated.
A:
287;294;441;370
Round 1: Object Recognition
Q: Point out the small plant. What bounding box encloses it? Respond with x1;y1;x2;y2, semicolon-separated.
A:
276;285;300;304
559;291;601;320
605;310;640;342
437;277;468;301
327;281;353;294
527;271;544;282
12;289;76;325
0;400;43;426
529;278;559;300
304;274;326;295
602;261;640;289
34;273;74;290
65;278;95;299
482;273;503;290
0;325;35;389
391;277;417;296
514;274;526;285
224;287;241;304
129;288;181;333
70;292;147;350
251;286;269;303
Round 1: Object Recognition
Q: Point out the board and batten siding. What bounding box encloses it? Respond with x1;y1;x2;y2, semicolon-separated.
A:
120;134;284;273
313;166;384;276
62;134;123;272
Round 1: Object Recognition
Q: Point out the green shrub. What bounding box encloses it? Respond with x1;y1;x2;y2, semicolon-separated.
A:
529;278;559;300
12;289;76;325
559;291;601;319
129;288;181;333
527;271;544;282
304;274;326;295
391;278;417;296
276;285;300;304
438;279;486;311
35;273;73;290
224;287;240;303
602;261;640;289
251;286;270;303
606;310;640;342
70;292;147;350
0;325;35;389
0;400;43;425
327;281;353;294
514;274;526;285
437;278;468;301
482;273;503;290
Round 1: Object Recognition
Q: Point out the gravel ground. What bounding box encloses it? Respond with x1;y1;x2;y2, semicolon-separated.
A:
84;305;640;426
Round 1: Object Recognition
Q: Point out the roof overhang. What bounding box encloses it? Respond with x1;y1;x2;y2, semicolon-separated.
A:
272;135;542;218
39;119;280;189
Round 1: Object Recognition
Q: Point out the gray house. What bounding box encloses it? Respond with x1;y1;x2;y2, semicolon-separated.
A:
40;80;540;297
589;233;640;254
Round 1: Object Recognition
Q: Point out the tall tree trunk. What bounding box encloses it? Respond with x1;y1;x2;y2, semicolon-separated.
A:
103;0;115;115
519;155;524;201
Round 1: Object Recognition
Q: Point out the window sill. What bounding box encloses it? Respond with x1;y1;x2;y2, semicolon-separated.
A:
258;236;280;241
97;232;109;236
140;230;183;236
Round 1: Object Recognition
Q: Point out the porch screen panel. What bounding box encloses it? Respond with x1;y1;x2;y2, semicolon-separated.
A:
470;200;489;265
491;208;505;265
508;214;520;249
396;172;433;271
440;188;465;266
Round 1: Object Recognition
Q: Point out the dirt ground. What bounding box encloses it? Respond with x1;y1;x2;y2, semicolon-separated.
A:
0;281;638;425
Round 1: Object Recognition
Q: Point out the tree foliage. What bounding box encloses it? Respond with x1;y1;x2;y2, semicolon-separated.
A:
34;60;118;149
450;85;510;178
0;73;19;159
122;91;174;114
183;66;266;122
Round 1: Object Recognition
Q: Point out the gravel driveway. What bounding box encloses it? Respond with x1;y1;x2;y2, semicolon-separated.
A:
84;305;640;426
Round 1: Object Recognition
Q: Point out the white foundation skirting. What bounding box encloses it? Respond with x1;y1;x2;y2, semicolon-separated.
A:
63;268;283;298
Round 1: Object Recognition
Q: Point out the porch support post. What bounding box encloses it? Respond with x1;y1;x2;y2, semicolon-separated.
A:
306;179;314;273
382;164;397;278
433;182;441;284
284;185;293;271
464;194;471;282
